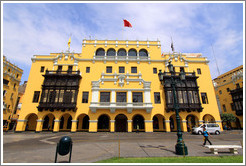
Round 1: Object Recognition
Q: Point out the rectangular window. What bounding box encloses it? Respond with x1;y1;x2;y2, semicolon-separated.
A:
3;90;6;97
193;91;199;103
3;79;9;85
116;92;126;102
106;66;112;73
236;83;240;89
59;90;64;102
201;93;208;104
219;90;222;94
180;67;185;72
55;90;59;103
197;68;201;74
222;104;227;112
153;68;157;74
131;67;137;73
57;65;62;73
100;92;110;102
86;67;90;73
32;91;40;103
40;66;45;72
132;92;143;103
227;88;230;92
68;65;73;73
177;91;183;103
154;92;161;104
119;67;125;73
10;93;14;99
82;92;89;103
188;91;194;103
167;91;173;103
183;91;188;103
230;103;235;111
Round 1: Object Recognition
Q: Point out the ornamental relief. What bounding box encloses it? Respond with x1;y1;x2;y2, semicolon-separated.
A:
91;72;151;89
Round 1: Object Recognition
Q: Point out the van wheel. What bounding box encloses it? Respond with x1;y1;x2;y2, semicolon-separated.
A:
215;131;220;135
198;131;202;135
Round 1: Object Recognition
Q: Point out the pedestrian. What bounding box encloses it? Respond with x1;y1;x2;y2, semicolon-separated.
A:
203;126;212;145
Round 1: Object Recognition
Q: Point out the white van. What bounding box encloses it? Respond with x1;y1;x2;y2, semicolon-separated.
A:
192;123;221;135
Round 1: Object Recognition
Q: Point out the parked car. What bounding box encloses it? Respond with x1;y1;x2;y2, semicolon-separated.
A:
192;123;221;135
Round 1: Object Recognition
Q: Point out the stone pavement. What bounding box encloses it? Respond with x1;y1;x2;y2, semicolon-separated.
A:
3;130;243;163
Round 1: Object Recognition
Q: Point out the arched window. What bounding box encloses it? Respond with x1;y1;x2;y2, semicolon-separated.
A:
96;48;105;56
128;49;137;57
139;49;148;57
107;48;116;56
117;48;126;56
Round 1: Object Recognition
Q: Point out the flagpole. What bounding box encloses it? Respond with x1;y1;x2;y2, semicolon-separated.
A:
122;18;124;40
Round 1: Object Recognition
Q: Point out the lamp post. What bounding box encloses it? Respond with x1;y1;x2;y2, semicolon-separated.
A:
158;61;188;155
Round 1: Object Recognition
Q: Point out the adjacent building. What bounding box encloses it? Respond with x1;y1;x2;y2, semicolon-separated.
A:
213;65;243;129
3;56;23;131
15;39;222;133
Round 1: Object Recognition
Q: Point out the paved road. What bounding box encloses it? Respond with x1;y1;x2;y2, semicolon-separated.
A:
3;130;243;163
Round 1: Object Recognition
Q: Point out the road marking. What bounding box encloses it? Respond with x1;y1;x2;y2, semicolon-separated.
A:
40;136;59;145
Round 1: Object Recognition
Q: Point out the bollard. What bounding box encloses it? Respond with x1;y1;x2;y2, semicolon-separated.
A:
55;136;73;163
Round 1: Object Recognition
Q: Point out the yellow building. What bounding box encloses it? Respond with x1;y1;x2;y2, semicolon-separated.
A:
3;56;23;131
213;65;243;129
10;81;27;130
15;39;222;133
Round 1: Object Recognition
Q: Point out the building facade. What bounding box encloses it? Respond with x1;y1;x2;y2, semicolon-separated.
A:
213;65;243;129
3;56;23;131
15;39;222;132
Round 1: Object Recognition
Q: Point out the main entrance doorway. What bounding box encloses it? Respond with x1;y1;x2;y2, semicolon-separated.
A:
115;114;127;132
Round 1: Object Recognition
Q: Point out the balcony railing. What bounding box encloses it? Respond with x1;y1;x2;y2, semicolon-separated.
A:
89;102;153;113
166;103;203;112
37;102;77;112
45;70;80;75
163;72;196;77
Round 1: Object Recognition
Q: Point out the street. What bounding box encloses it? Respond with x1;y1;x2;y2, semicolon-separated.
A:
3;130;243;163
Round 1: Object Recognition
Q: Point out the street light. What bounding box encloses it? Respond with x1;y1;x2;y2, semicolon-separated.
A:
158;61;188;155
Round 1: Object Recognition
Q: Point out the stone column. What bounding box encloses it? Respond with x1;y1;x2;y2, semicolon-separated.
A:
182;120;187;132
127;120;132;132
53;119;60;133
35;119;44;133
15;119;27;132
165;120;171;132
110;120;115;132
144;120;153;132
71;120;78;133
89;120;98;132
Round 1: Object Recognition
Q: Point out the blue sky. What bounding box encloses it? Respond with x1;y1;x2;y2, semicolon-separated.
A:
2;2;244;83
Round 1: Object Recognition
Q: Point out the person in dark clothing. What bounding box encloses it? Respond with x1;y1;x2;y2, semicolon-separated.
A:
203;127;212;145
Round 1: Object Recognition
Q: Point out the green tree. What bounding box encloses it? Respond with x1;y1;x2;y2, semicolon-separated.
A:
220;113;236;128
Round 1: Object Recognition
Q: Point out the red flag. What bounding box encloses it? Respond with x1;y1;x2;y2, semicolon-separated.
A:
123;19;132;28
